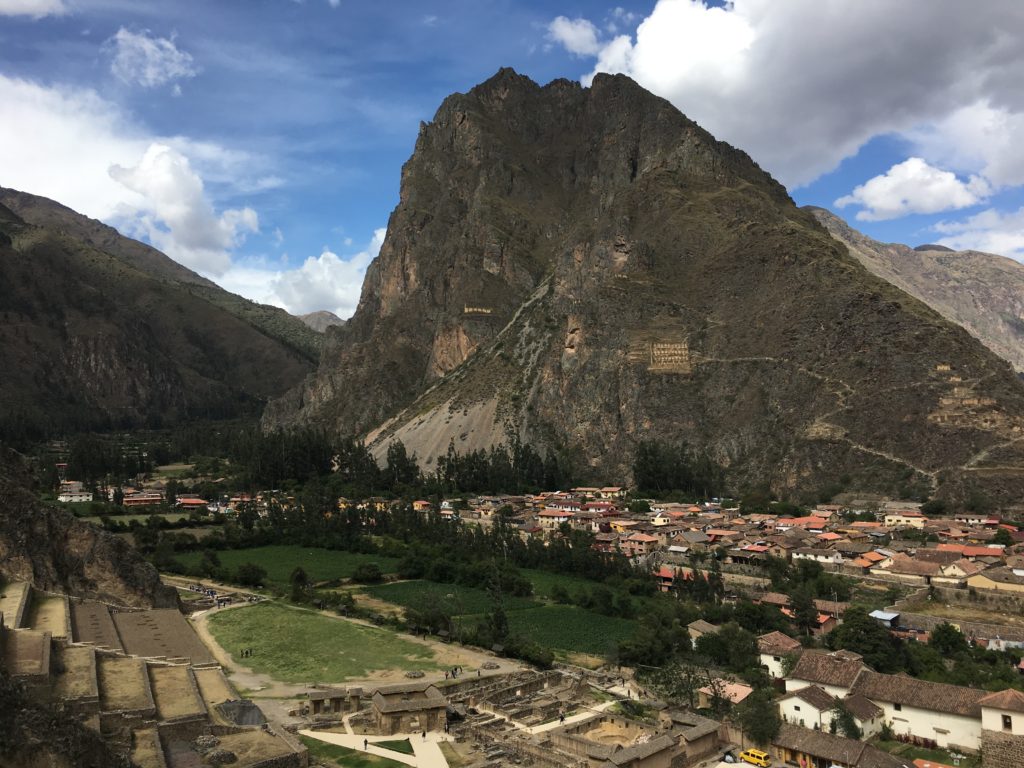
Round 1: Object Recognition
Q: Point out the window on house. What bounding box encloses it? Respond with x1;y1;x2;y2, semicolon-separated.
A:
794;705;801;711
894;704;902;712
1003;714;1012;731
774;656;781;662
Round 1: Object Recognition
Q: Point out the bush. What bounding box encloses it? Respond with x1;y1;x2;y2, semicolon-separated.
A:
235;563;267;587
352;563;384;584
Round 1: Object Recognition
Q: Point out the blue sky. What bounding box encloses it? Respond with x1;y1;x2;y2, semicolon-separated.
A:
2;0;1023;317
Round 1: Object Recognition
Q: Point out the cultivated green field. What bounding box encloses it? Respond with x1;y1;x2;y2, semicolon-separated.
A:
176;546;401;585
519;568;612;600
85;513;190;525
300;736;407;768
361;580;539;615
207;602;437;682
361;576;640;655
505;605;636;655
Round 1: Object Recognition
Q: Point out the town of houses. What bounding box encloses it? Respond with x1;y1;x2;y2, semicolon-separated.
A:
54;476;1024;767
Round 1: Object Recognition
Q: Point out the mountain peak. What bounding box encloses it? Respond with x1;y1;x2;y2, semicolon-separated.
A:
266;71;1024;504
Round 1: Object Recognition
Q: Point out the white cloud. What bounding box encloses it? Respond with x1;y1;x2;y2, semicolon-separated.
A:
218;229;385;318
0;75;267;277
906;101;1024;190
109;144;258;275
934;207;1024;259
548;0;1024;188
107;27;198;88
0;0;65;17
547;16;602;57
835;158;990;221
0;75;149;219
273;227;384;317
327;0;340;7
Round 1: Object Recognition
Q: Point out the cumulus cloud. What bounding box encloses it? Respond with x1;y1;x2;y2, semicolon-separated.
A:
548;0;1024;189
0;75;267;277
547;16;602;57
0;0;65;17
107;27;198;88
835;158;990;221
109;144;258;275
273;227;384;316
218;229;385;318
0;75;148;219
906;101;1024;190
934;207;1024;259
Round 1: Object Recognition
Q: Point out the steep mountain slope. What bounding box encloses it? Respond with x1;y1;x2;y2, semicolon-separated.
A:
0;199;315;439
811;206;1024;372
0;187;325;362
266;68;1024;501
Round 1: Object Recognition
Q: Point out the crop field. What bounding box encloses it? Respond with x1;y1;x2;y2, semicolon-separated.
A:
519;568;608;600
504;605;636;655
207;602;437;682
360;580;539;615
175;545;401;585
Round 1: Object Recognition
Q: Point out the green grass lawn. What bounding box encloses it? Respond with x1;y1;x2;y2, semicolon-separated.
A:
207;601;437;682
175;545;401;585
505;605;636;655
300;736;407;768
361;580;539;615
375;739;414;755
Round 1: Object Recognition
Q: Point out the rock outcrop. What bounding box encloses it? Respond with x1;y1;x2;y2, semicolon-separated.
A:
266;68;1024;501
0;449;178;608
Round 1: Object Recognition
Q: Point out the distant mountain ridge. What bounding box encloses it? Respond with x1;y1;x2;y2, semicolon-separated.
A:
811;206;1024;373
0;188;326;363
300;310;345;332
0;188;319;439
265;68;1024;503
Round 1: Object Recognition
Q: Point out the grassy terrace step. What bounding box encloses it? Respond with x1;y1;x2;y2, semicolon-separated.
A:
26;591;70;638
3;628;51;678
193;666;238;717
148;664;206;721
53;645;99;703
70;600;123;651
130;726;168;768
97;655;154;715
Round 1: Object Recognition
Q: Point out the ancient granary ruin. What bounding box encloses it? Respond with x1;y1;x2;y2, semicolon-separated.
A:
299;668;724;768
0;581;306;768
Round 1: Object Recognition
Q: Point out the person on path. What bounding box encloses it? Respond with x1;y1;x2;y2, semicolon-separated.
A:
364;739;368;750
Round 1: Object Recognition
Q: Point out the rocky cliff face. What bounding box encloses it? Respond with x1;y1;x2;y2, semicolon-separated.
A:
811;206;1024;373
266;68;1024;501
0;450;178;608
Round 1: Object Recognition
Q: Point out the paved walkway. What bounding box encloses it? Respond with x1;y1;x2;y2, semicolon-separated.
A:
299;729;452;768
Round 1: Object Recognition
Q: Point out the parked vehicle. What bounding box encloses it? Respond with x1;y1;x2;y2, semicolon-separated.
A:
738;748;771;767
